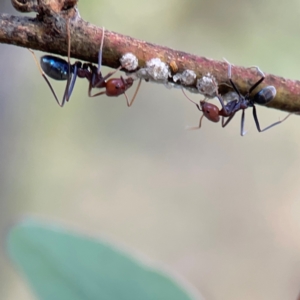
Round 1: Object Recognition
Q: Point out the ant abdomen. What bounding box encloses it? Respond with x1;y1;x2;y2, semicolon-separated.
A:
40;56;71;81
253;86;276;105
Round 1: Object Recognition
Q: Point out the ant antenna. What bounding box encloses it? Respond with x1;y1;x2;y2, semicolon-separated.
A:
181;88;202;109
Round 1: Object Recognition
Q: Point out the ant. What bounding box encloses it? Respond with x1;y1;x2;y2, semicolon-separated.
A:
183;63;292;136
30;21;141;107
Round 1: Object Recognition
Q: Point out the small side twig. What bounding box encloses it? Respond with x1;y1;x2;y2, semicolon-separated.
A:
2;0;300;113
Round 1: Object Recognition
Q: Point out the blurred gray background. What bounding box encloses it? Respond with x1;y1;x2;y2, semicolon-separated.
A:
1;1;300;300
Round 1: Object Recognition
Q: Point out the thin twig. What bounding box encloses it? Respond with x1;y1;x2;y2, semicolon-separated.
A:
2;0;300;113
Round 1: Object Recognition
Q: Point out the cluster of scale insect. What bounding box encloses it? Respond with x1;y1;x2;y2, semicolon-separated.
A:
120;53;139;71
134;58;171;83
173;70;218;96
173;69;197;86
196;73;218;99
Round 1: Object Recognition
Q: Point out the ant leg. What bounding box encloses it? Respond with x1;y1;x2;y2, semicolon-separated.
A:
101;66;123;81
248;66;264;78
252;104;293;133
225;58;232;78
227;61;265;96
91;66;123;90
29;49;64;107
31;19;75;107
216;94;232;115
199;114;205;128
89;90;106;98
97;27;105;74
61;19;73;106
88;79;106;97
225;63;242;97
248;66;265;94
64;63;79;101
89;91;106;97
183;88;206;129
187;114;205;130
94;27;125;86
221;112;236;128
126;78;142;107
240;109;247;136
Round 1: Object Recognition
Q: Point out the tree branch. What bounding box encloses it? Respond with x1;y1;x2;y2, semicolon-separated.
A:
3;0;300;113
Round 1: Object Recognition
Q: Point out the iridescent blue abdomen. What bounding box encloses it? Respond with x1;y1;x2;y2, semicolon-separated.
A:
40;56;71;80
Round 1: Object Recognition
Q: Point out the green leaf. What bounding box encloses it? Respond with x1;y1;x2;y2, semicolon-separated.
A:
6;218;199;300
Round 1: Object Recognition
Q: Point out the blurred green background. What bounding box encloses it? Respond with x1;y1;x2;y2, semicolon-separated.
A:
1;0;300;300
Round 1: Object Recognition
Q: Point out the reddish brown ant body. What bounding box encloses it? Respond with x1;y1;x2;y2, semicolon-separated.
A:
183;64;292;136
31;23;141;107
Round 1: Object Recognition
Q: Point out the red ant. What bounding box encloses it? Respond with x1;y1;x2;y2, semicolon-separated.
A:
30;22;141;107
183;63;292;136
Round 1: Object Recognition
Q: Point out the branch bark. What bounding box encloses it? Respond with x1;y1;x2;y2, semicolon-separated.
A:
2;0;300;113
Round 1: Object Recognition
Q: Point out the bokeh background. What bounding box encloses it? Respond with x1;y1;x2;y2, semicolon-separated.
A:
1;1;300;300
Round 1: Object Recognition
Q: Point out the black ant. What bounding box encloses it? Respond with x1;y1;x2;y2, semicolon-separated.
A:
183;63;292;136
30;22;141;107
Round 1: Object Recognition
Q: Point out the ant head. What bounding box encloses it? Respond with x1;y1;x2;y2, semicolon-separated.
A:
200;101;220;123
106;77;134;97
252;86;276;105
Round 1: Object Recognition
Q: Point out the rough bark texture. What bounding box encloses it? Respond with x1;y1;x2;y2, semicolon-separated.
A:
2;0;300;113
